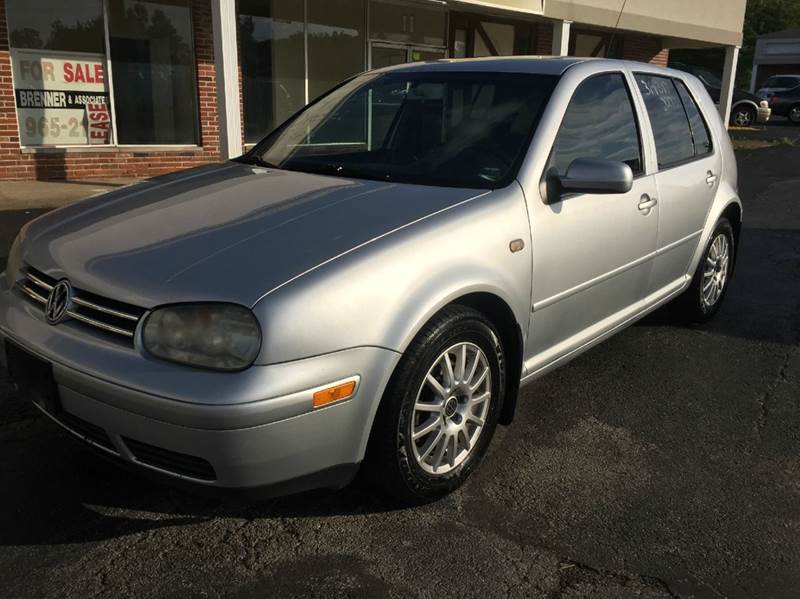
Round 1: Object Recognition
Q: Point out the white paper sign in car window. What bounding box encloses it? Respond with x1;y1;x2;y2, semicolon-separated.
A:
11;48;112;146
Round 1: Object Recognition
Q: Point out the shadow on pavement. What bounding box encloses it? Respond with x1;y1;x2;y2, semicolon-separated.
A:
640;227;800;347
0;419;392;547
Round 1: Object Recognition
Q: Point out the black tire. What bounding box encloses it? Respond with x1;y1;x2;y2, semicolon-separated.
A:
730;105;756;128
364;305;505;505
673;218;735;323
789;104;800;124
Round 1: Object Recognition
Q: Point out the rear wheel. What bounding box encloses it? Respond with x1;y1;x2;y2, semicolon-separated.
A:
364;305;504;505
730;105;756;127
789;104;800;124
674;218;735;323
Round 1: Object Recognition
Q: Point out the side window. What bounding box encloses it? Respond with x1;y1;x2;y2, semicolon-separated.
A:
674;80;713;157
549;73;643;177
636;74;694;169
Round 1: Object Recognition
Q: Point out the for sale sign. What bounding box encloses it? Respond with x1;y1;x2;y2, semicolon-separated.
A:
11;48;112;146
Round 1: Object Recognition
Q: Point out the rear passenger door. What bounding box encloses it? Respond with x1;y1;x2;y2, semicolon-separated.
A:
634;74;721;298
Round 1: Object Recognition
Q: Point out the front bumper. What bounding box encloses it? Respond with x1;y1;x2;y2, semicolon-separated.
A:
0;280;401;492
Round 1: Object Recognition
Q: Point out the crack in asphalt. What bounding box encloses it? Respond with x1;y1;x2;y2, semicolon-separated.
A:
755;348;795;437
557;558;678;598
451;503;676;598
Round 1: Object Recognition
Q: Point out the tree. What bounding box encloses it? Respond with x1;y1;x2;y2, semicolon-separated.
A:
739;0;800;87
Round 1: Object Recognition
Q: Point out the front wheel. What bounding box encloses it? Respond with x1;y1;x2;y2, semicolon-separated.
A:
674;218;735;323
730;105;756;127
364;305;504;505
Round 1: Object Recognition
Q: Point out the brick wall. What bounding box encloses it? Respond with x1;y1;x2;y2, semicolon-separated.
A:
621;34;669;66
536;22;553;55
0;0;222;181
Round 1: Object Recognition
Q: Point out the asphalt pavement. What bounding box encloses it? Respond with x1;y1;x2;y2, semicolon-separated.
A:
0;142;799;598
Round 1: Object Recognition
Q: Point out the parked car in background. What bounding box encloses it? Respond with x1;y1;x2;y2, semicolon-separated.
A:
671;62;771;127
0;58;742;504
756;74;800;100
768;84;800;123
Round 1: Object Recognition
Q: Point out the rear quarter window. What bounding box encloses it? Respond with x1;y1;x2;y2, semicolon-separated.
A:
674;80;713;157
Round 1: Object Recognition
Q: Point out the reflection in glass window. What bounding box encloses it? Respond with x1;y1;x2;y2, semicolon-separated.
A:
239;0;305;143
6;0;104;53
550;74;642;177
572;33;606;57
307;0;366;101
675;81;713;157
453;29;467;58
108;0;198;145
636;74;695;168
369;0;446;47
473;22;515;57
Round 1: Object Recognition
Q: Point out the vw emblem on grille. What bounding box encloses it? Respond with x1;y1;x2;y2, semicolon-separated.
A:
45;280;72;325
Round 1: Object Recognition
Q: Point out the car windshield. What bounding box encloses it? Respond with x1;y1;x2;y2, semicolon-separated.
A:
692;67;722;89
246;71;558;189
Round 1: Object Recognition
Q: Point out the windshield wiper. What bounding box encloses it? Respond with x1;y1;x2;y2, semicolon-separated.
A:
234;155;279;169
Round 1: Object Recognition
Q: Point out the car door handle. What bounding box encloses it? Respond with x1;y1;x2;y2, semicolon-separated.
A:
638;194;657;214
706;172;718;186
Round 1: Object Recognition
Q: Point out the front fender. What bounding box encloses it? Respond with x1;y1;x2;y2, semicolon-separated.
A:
252;184;533;365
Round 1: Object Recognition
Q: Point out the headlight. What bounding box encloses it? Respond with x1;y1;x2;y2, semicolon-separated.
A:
5;233;23;289
142;304;262;371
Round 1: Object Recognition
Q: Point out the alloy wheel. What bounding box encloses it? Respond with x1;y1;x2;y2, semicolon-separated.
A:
410;342;492;475
733;109;753;127
790;106;800;123
701;233;730;309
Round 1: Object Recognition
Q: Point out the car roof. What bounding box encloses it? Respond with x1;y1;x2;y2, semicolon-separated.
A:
372;56;689;78
764;75;800;81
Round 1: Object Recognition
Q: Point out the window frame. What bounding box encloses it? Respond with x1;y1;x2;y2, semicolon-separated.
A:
673;78;714;159
633;72;717;173
5;0;202;150
544;70;647;191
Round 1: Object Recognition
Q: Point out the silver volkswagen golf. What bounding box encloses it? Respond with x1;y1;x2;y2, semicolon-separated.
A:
1;58;740;503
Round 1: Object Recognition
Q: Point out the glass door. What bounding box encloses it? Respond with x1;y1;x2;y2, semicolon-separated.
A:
410;47;445;62
370;41;445;69
371;42;409;69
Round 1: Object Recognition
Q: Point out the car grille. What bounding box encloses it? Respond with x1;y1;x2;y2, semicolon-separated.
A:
17;266;146;343
123;437;217;481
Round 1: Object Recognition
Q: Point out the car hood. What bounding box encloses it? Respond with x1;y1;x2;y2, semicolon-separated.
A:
22;162;486;307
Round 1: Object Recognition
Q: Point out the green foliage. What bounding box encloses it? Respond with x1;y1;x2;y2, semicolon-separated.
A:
739;0;800;87
669;0;800;89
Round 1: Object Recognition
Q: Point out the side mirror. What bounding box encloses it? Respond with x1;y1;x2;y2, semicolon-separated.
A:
548;158;634;200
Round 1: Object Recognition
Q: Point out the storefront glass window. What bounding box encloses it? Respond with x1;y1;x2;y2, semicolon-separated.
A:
6;0;104;53
239;0;305;143
107;0;198;145
474;21;515;57
570;30;622;58
370;0;446;48
307;0;366;101
6;0;111;146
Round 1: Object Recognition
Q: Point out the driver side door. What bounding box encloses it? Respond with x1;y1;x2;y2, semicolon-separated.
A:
525;71;659;374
